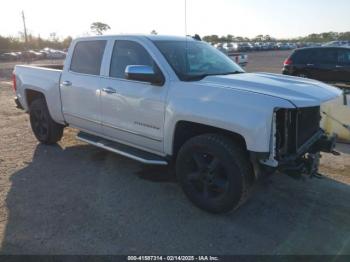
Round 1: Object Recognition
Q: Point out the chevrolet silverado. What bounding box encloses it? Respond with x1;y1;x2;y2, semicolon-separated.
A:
13;35;341;213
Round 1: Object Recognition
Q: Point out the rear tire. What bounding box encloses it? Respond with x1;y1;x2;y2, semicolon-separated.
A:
176;134;254;214
29;98;64;144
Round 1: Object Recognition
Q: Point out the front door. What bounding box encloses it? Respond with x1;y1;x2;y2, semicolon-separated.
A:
300;49;321;79
101;40;167;154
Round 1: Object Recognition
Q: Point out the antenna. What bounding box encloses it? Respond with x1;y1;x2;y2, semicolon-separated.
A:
184;0;187;36
184;0;189;74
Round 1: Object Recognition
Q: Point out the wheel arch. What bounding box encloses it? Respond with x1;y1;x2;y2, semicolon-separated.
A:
25;89;46;108
171;120;247;158
24;88;66;125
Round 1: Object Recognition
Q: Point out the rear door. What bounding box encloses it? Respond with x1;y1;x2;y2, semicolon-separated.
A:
60;40;107;134
336;48;350;83
316;48;339;82
301;48;338;82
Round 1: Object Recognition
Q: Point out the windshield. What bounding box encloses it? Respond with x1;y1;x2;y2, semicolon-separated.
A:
153;40;245;81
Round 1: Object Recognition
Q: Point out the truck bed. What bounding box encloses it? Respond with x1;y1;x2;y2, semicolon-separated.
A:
14;64;65;124
34;64;64;70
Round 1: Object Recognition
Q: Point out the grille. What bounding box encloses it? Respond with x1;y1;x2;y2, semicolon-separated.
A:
276;106;320;159
296;107;321;148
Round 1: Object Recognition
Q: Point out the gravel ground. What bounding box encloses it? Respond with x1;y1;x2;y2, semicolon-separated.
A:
245;50;293;73
0;51;349;255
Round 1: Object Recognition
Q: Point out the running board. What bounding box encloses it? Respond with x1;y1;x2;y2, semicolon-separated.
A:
76;132;168;165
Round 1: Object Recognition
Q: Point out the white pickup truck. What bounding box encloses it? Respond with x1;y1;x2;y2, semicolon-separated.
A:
13;35;341;213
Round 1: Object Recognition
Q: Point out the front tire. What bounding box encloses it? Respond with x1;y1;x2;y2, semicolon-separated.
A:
176;134;254;214
29;98;64;144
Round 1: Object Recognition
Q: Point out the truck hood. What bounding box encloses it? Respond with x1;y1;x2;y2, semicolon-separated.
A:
202;72;342;107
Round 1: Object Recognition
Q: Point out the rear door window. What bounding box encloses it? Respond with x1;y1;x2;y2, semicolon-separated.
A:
297;48;336;64
338;49;350;65
70;40;107;75
308;49;323;64
318;49;338;64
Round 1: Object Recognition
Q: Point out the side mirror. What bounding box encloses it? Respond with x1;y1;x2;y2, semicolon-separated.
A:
125;65;163;85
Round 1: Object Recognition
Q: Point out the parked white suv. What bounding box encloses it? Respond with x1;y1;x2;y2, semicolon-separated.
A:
13;35;341;213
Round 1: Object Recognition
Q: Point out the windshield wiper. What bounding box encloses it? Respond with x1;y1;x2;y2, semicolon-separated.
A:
215;71;244;76
184;71;244;81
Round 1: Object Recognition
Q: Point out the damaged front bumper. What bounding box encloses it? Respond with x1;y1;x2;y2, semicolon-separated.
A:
277;132;337;177
254;106;340;178
251;131;338;179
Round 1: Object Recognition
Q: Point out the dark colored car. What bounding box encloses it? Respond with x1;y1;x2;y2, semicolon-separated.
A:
282;47;350;84
0;52;19;61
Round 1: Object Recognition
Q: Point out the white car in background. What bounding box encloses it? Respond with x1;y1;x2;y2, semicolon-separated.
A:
323;41;350;47
40;48;67;59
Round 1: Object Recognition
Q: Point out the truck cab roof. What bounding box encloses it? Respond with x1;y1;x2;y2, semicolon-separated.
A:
74;34;195;42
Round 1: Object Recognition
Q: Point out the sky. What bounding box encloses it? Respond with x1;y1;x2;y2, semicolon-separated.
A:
0;0;349;39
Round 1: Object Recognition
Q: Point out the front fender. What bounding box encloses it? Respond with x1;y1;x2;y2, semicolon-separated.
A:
163;82;295;155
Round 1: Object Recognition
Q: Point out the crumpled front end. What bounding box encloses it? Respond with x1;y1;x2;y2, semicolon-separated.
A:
258;105;338;178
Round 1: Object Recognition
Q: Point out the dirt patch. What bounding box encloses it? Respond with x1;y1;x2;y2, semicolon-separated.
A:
245;50;293;73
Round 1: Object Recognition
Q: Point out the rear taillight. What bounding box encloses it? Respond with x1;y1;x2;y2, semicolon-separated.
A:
284;58;293;66
12;73;16;92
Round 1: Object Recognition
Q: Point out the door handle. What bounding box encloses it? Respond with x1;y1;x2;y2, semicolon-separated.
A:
306;64;314;67
335;65;344;68
61;80;72;87
102;87;117;94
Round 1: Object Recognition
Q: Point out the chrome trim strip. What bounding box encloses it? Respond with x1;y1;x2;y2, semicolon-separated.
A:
63;112;101;125
99;74;154;86
102;122;162;142
76;135;168;166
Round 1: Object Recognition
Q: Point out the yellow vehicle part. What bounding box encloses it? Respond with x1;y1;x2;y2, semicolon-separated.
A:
321;95;350;142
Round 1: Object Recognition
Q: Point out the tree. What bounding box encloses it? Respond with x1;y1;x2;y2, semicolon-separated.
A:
263;35;272;41
0;36;11;52
226;34;234;42
254;35;264;41
202;35;220;44
339;32;350;40
235;36;244;42
90;22;111;35
62;36;73;49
